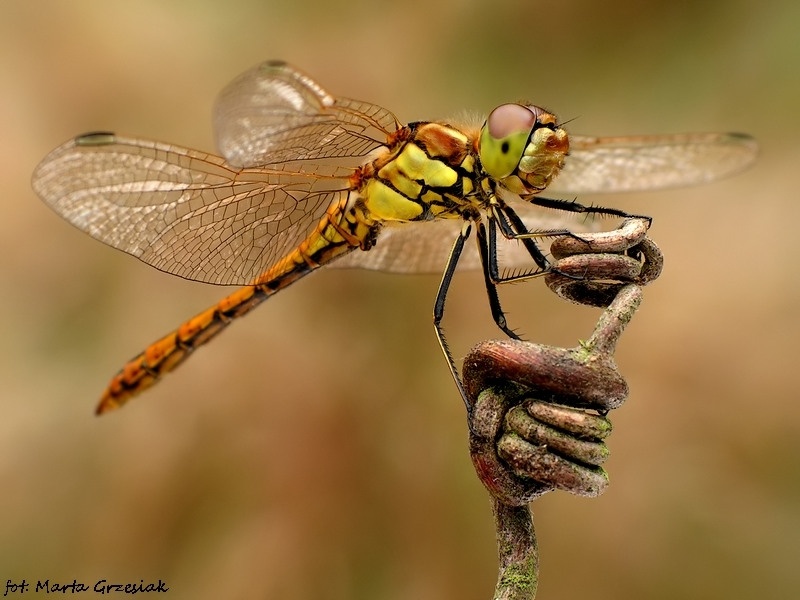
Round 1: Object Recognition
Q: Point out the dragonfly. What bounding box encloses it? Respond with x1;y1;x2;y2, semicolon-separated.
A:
32;60;757;415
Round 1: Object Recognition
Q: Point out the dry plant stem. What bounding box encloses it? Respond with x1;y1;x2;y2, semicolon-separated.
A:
449;290;643;600
465;286;644;600
463;218;662;600
492;500;538;600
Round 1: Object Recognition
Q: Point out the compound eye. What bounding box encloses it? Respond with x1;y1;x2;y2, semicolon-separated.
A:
479;104;536;179
487;103;537;139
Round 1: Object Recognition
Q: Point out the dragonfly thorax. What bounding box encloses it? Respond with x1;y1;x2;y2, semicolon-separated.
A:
357;121;483;224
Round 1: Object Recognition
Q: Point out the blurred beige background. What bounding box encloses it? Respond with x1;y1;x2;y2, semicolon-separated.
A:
2;1;798;599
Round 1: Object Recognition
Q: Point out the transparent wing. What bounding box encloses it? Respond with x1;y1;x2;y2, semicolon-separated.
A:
34;63;402;285
32;133;351;285
214;60;400;167
335;131;759;273
549;132;758;194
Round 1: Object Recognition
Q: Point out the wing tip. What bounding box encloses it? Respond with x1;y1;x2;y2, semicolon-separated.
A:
722;132;759;171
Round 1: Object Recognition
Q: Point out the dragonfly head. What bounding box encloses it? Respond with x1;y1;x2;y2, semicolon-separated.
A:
479;103;569;193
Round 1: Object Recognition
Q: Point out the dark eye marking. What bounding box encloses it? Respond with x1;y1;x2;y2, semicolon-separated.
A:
501;141;510;154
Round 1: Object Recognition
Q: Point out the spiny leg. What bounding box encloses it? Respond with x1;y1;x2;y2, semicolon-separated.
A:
493;203;585;254
492;202;608;285
494;198;652;252
435;218;549;412
529;196;651;223
477;219;525;339
515;196;654;256
479;210;566;342
491;203;583;285
478;198;601;342
434;221;473;412
492;203;554;271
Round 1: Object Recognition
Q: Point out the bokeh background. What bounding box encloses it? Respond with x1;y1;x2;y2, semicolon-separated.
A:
2;1;798;598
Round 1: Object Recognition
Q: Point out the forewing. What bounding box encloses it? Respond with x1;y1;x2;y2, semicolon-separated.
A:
214;61;400;167
549;132;758;194
32;133;349;285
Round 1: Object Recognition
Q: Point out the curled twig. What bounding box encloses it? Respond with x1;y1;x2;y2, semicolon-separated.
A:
462;218;662;600
545;218;663;307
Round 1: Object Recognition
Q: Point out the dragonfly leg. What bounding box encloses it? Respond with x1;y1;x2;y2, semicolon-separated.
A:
492;203;597;285
494;199;652;262
530;196;652;224
477;219;526;339
492;204;553;270
491;204;586;284
434;221;473;411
